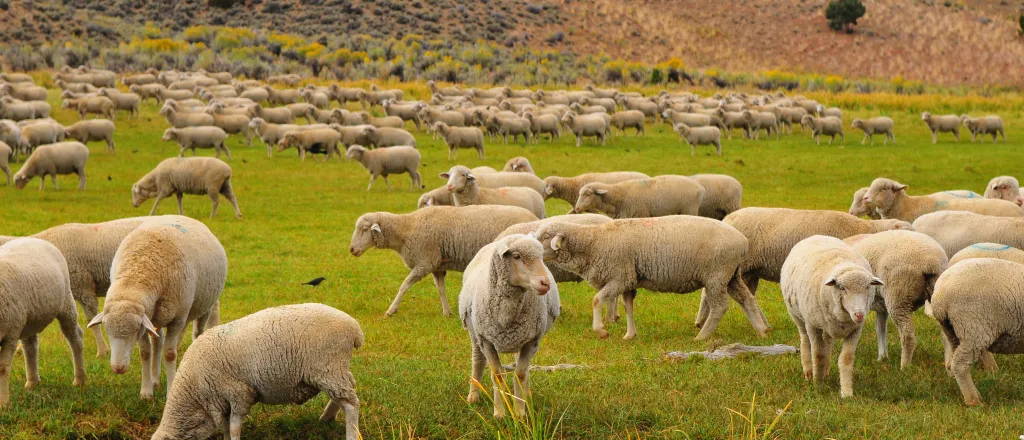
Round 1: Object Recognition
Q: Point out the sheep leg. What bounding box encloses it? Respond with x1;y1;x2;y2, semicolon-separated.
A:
726;274;769;336
55;306;86;387
386;269;429;316
714;140;721;156
220;181;242;219
797;326;812;380
621;289;638;340
207;190;221;218
431;271;451;317
861;133;868;145
148;193;167;216
77;167;86;190
694;281;729;341
161;320;187;393
50;173;57;190
694;288;709;329
366;173;378;191
979;351;998;373
178;146;187;158
467;338;485;403
382;175;393;192
592;284;624;339
477;147;484;160
20;334;40;389
513;339;540;417
228;406;249;440
151;329;164;388
889;132;896;144
874;309;889;361
931;131;937;144
886;305;916;369
950;343;986;406
839;327;863;398
479;340;508;418
139;333;155;399
221;144;232;160
106;137;116;154
0;338;17;408
809;329;828;382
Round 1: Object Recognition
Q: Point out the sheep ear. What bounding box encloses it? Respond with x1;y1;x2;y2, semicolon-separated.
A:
439;172;450;180
870;277;885;286
823;277;838;287
141;314;159;338
550;235;564;251
544;186;554;195
87;312;104;328
496;240;511;258
895;184;908;192
424;197;434;206
466;173;476;181
594;189;608;196
371;223;382;233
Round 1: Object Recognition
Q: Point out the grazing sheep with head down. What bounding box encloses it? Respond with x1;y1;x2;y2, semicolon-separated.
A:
487;114;532;144
521;111;560;143
742;110;779;140
984;175;1022;206
345;145;422;191
151;303;362;440
851;117;896;145
673;124;722;156
502;156;534;174
14;141;89;190
0;238;87;408
800;115;844;145
99;89;141;120
132;157;241;219
781;235;882;398
441;165;546;218
460;234;559;418
921;112;960;144
349;206;538;316
961;115;1006;143
433;122;484;160
62;96;115;120
63;119;115;154
863;177;1022;222
574;175;704;219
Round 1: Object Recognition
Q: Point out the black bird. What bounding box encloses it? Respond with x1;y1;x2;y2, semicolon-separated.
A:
131;149;139;153
242;159;248;163
303;277;326;287
107;176;112;181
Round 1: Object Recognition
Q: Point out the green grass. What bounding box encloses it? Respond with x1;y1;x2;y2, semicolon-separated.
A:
2;87;1024;439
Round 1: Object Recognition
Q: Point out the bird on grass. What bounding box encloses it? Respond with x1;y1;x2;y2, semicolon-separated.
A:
303;277;326;287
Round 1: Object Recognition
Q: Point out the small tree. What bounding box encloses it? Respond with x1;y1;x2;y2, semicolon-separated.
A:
826;0;867;33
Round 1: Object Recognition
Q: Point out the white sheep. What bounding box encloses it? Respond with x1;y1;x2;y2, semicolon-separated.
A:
0;238;87;408
742;110;779;140
984;176;1022;206
560;112;608;147
151;304;362;440
689;174;743;220
417;172;546;208
441;165;546;218
162;127;231;160
542;172;650;206
361;126;417;149
460;234;559;418
0;141;10;185
800;115;844;145
912;211;1024;256
88;217;226;399
132;157;241;219
278;129;343;162
521;112;560;143
961;115;1006;143
781;235;882;398
345;145;422;191
863;177;1022;222
63;119;116;154
673;123;722;156
13;141;89;190
921;112;960;144
502;156;534;174
433;122;484;160
573;175;705;218
495;214;613;283
851;117;896;145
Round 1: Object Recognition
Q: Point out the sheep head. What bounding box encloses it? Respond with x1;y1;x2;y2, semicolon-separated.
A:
823;268;883;325
87;301;159;375
492;234;552;296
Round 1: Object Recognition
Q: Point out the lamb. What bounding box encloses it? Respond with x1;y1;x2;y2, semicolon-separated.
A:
609;110;646;137
345;145;422;191
800;115;844;145
921;112;960;144
911;211;1024;256
842;231;948;368
99;89;141;120
781;235;883;398
361;126;417;149
0;238;87;408
496;214;612;283
433;122;484;160
13;141;89;190
278;129;343;162
459;234;559;418
132;157;242;219
162;127;231;160
560;112;608;147
573;175;704;219
349;206;538;316
961;115;1006;143
534;216;769;340
87;217;226;399
862;177;1022;222
502;157;534;174
264;86;300;105
522;112;560;142
930;258;1024;406
160;106;215;128
63;119;116;154
542;171;650;206
0;141;9;185
689;174;743;220
441;166;546;218
851;117;896;145
673;124;722;156
984;176;1022;206
742;110;779;140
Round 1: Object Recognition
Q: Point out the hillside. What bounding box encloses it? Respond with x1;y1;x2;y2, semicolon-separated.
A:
2;0;1022;87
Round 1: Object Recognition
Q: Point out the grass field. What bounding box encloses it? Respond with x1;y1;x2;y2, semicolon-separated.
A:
2;82;1024;439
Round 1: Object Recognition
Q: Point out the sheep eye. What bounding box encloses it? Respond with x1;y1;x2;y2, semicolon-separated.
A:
512;254;521;260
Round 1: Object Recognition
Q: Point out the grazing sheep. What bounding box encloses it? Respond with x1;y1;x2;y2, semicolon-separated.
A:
0;141;9;185
673;124;722;156
329;85;366;107
381;100;424;131
151;303;362;440
781;235;883;398
300;88;331;109
460;234;559;418
361;126;416;149
349;206;538;316
441;165;546;218
689;174;743;220
433;122;484;160
522;112;560;142
502;157;534;174
542;172;650;206
237;87;269;103
911;211;1024;256
418;172;546;208
303;106;334;124
610;110;646;136
921;112;960;144
160;106;215;129
346;145;422;191
248;118;298;152
162;127;231;160
121;72;158;86
716;109;752;139
278;129;343;162
569;102;608;115
819;106;842;119
13;142;89;190
842;231;948;368
0;98;39;122
851;117;896;145
776;107;809;133
661;109;710;128
205;110;252;146
863;177;1022;222
535;216;769;340
264;86;300;105
62;97;116;120
329;108;365;126
0;238;87;408
327;124;375;149
800;115;844;145
961;115;1006;143
16;119;65;157
99;89;141;120
132;157;241;219
561;112;608;147
249;105;295;124
0;73;35;83
63;120;116;154
742;110;779;140
87;217;226;398
487;114;531;144
984;175;1022;206
496;214;613;283
0;83;47;101
574;175;704;219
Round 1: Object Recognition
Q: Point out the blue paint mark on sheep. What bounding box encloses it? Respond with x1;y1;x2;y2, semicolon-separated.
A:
164;223;188;233
969;243;1011;251
934;200;950;210
942;190;979;199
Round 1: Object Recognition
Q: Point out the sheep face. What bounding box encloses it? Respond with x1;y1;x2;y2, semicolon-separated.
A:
440;166;474;193
986;177;1023;206
504;157;531;173
277;134;297;152
921;112;931;121
573;186;607;214
533;222;578;263
823;270;883;324
851;120;864;129
14;174;30;189
161;129;177;142
87;302;159;374
496;235;552;296
349;215;382;257
848;188;872;216
863;179;907;212
345;145;367;161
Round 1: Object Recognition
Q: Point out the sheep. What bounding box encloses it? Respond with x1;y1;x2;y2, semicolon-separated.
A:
561;112;608;147
63;120;116;154
0;238;87;408
688;174;743;220
381;100;424;131
121;72;158;86
850;186;982;219
842;231;948;368
522;112;560;142
360;113;405;129
799;115;844;145
432;122;484;160
776;106;809;133
267;73;302;86
361;126;416;149
911;211;1024;256
346;145;422;191
819;106;842;119
168;80;198;91
16;119;66;157
949;243;1024;265
329;85;365;107
0;141;9;185
418;106;465;137
300;88;330;109
278;129;343;162
471;166;497;174
303;106;334;124
98;89;141;120
13;142;89;191
0;73;34;83
441;165;546;218
609;110;646;137
535;216;769;340
920;112;960;144
459;234;559;418
851;117;896;145
542;172;650;206
961;115;1006;143
248;118;304;155
488;114;532;144
263;86;300;105
238;87;269;103
87;217;226;399
781;235;883;398
0;83;47;101
742;110;779;140
206;110;252;146
160;106;215;129
574;175;704;219
132;157;241;219
155;88;196;103
327;108;363;126
673;124;722;156
326;123;375;149
362;88;403;108
150;304;362;440
162;127;231;160
250;105;295;124
349;205;538;316
495;214;612;283
717;109;752;139
502;157;534;174
615;96;659;119
418;172;546;208
0;97;40;121
862;177;1022;222
984;175;1022;206
569;102;608;115
661;109;710;128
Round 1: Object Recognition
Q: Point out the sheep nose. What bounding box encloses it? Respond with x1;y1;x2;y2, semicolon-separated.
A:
446;185;454;191
112;365;127;375
536;279;550;295
854;312;865;323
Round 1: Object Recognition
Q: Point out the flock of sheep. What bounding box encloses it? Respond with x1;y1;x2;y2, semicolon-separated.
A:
0;66;1021;438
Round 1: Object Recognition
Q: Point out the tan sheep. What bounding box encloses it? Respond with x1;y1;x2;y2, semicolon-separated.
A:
863;177;1022;222
502;157;534;174
160;106;215;129
98;89;141;120
522;112;560;143
961;115;1006;143
345;145;422;191
542;171;650;206
560;112;608;147
984;175;1022;206
163;127;231;160
800;115;844;145
63;120;116;154
742;110;779;140
433;122;484;160
132;157;241;218
263;86;300;105
689;174;743;220
0;141;10;185
13;142;89;190
278;129;343;162
851;117;896;145
610;110;646;136
921;112;960;144
441;165;546;218
674;124;722;156
573;175;705;218
361;126;417;149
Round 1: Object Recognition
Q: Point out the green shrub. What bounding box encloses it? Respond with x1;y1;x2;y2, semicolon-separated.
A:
826;0;866;33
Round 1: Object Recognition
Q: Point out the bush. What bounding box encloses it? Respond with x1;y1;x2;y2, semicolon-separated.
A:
826;0;866;33
209;0;244;8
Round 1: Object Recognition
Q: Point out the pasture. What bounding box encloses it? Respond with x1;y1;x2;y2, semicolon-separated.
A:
2;80;1024;439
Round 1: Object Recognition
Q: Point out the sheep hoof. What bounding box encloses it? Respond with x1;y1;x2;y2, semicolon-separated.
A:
140;390;154;400
594;329;609;339
73;377;85;387
467;393;479;404
803;371;812;380
384;308;398;317
622;332;636;341
24;380;38;390
965;398;984;407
